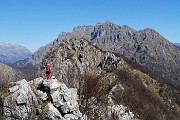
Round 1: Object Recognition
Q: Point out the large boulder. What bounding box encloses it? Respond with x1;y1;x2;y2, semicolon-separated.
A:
3;79;38;120
42;77;82;119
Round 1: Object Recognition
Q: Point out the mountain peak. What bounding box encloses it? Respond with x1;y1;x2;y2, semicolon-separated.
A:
143;27;157;33
97;21;117;25
0;42;30;50
95;21;120;28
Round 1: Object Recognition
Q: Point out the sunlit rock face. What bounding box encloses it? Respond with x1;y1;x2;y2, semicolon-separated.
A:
3;77;83;120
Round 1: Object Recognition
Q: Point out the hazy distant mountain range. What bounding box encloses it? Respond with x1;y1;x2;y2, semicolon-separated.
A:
174;43;180;48
0;42;32;63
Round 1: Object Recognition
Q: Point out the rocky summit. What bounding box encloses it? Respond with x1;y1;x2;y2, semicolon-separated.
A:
1;77;82;120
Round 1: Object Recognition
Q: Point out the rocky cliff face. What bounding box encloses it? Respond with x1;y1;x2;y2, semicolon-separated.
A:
1;77;82;120
38;37;125;88
37;37;180;120
56;22;180;82
0;42;32;63
28;42;55;66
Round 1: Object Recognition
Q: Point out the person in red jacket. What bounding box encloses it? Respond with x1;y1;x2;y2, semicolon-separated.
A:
45;64;51;80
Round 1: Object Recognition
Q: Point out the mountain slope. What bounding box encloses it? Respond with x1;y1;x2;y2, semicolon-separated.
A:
14;22;180;83
11;43;54;80
0;42;32;63
38;37;180;120
0;62;23;87
56;22;180;82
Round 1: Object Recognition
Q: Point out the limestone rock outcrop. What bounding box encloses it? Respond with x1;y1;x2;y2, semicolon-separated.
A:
3;77;83;120
3;79;38;119
39;37;126;88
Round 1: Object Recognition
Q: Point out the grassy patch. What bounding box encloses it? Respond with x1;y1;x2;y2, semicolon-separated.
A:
0;88;10;97
132;69;180;112
112;69;180;120
39;101;49;109
100;73;117;87
132;70;164;102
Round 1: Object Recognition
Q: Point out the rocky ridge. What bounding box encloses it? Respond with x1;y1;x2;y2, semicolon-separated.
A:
37;37;180;120
13;22;180;83
56;22;180;82
1;37;180;120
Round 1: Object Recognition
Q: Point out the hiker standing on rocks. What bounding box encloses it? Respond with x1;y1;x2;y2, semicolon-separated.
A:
43;62;53;102
45;63;51;80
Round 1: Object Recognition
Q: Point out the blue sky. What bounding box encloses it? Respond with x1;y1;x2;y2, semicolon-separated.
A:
0;0;180;52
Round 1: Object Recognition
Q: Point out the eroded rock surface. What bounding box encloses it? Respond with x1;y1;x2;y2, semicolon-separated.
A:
3;77;83;120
